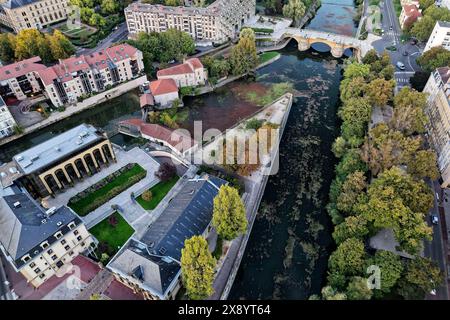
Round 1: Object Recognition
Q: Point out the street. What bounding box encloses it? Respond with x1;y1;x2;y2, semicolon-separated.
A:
371;0;422;90
76;22;129;56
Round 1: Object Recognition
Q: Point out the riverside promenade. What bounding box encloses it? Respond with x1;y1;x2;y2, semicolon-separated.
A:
207;93;294;300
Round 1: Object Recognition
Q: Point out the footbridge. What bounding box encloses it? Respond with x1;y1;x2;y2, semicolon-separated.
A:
282;28;362;58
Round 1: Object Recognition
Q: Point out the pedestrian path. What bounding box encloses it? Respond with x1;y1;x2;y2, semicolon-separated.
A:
75;269;113;300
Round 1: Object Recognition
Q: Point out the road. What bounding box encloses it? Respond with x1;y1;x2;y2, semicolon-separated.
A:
76;22;129;56
423;180;449;300
372;0;422;90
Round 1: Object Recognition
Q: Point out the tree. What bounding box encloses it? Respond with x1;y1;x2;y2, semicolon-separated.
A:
346;276;372;300
335;148;367;180
417;46;450;72
101;0;119;14
142;190;153;202
336;170;367;214
397;257;444;300
362;49;379;64
100;253;110;264
282;0;306;27
180;236;216;300
212;185;247;240
343;63;370;79
339;76;367;102
0;33;15;63
321;286;347;300
338;97;372;140
358;166;433;254
108;214;118;227
365;78;395;107
332;215;369;245
419;0;435;9
410;71;431;91
406;149;439;180
90;293;102;300
328;238;366;276
156;162;177;181
158;28;195;62
230;28;258;76
390;87;428;135
365;250;403;295
332;136;348;158
410;6;450;41
47;30;75;60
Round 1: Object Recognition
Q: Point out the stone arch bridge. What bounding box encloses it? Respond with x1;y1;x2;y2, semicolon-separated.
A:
282;28;361;59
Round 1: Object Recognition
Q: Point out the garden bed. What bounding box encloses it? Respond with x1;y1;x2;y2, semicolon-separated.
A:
136;176;179;210
68;163;147;216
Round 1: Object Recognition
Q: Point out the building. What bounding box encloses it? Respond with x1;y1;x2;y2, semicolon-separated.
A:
37;43;145;107
399;3;422;29
0;0;71;33
125;0;256;44
0;56;46;102
0;185;93;288
107;174;227;300
149;79;179;107
119;118;198;157
424;21;450;53
0;95;17;139
423;67;450;187
10;123;116;199
157;58;208;88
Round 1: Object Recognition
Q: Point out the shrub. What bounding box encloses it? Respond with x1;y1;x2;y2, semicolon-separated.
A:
142;190;153;202
156;162;177;182
108;214;118;227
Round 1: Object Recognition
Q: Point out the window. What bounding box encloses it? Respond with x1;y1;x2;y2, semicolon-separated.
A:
64;245;70;251
47;249;53;255
74;230;79;236
40;241;49;249
51;255;58;261
34;268;41;274
29;262;36;268
68;222;76;230
61;239;66;245
39;273;45;279
77;235;82;241
54;231;63;239
69;251;74;256
22;255;31;263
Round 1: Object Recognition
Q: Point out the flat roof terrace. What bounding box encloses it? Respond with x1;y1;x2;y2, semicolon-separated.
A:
13;124;104;175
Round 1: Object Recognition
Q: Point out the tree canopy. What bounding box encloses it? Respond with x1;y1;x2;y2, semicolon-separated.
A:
230;28;258;76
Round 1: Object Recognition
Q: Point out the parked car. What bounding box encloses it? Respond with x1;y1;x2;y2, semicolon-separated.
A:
396;61;406;70
432;214;439;225
389;26;393;30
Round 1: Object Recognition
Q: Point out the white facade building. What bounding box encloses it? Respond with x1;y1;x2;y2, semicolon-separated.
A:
125;0;256;44
156;58;207;88
0;96;17;139
424;21;450;53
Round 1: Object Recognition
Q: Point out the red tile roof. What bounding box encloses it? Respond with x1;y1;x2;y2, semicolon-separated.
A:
0;56;46;81
402;4;421;18
120;119;196;153
156;58;204;77
150;79;179;96
186;58;203;70
140;93;155;107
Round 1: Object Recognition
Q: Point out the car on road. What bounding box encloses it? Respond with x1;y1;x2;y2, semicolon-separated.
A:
396;61;406;70
390;26;393;30
432;214;439;225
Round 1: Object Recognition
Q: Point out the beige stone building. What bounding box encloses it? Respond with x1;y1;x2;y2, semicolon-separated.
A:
0;188;93;288
424;67;450;188
125;0;256;44
157;58;207;88
0;0;72;32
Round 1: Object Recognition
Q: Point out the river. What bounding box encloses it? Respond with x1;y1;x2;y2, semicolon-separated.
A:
0;0;356;300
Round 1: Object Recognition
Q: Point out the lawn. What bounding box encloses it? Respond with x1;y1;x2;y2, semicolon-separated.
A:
89;212;134;257
136;176;180;210
259;51;280;65
68;163;147;216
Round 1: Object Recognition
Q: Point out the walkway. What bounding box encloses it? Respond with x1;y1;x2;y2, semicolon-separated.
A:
75;269;113;300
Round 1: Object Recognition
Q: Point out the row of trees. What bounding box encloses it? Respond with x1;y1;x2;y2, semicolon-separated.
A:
0;29;75;64
69;0;129;28
316;50;444;300
408;5;450;41
181;185;247;299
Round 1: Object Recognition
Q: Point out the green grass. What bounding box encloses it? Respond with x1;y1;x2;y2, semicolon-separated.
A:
68;164;146;216
259;51;280;65
136;176;180;210
89;212;134;255
245;82;294;106
393;0;402;17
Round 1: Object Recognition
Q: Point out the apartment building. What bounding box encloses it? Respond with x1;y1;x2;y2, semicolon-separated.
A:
157;58;207;88
0;95;17;139
108;175;227;300
0;56;46;101
0;186;93;288
37;43;145;107
423;67;450;188
125;0;256;44
0;0;71;33
424;21;450;53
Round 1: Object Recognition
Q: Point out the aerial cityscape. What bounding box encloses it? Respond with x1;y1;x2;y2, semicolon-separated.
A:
0;0;449;307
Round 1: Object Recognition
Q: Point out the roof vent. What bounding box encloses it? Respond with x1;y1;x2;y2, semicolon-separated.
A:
56;221;63;227
0;172;6;178
41;219;47;224
16;155;23;161
54;146;60;152
13;201;21;208
46;207;57;216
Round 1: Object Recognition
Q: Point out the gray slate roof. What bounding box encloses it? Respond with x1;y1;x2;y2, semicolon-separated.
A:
108;175;227;298
0;191;80;269
2;0;41;9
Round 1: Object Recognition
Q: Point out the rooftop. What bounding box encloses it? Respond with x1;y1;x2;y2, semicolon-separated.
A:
0;56;46;81
108;175;227;297
13;124;104;174
150;79;179;96
0;190;81;269
437;20;450;29
1;0;40;9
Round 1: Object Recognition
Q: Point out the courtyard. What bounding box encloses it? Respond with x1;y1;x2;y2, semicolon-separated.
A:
136;175;180;210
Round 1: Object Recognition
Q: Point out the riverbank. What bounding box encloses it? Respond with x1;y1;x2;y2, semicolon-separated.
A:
0;76;147;147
